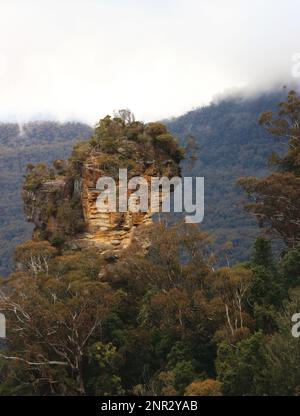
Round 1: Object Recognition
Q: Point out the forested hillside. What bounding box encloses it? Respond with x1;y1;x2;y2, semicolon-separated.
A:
167;90;288;264
0;91;290;276
0;122;93;276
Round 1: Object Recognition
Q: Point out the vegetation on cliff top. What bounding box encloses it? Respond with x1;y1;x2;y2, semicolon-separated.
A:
69;111;184;178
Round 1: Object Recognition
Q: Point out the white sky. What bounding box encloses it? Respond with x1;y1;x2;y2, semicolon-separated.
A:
0;0;299;124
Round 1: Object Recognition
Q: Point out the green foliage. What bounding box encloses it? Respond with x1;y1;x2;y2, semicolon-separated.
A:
281;243;300;288
249;239;285;314
86;342;124;396
252;237;274;268
216;332;268;396
250;265;284;309
172;361;198;394
264;289;300;395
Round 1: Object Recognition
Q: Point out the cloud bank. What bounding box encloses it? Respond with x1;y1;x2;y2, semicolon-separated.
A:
0;0;299;124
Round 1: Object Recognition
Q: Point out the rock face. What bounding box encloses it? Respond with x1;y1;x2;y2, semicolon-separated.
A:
22;117;183;257
75;153;153;253
72;152;178;256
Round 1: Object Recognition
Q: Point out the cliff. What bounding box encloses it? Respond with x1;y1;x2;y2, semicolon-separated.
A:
22;114;183;259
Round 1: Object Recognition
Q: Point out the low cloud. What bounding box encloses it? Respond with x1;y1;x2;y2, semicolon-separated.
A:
0;0;299;124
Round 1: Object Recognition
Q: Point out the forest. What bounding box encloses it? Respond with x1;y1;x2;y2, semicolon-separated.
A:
0;91;300;396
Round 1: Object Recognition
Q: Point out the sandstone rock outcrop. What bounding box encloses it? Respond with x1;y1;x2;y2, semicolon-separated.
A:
22;115;183;258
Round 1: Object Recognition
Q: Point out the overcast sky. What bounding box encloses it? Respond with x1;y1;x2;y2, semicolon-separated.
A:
0;0;299;124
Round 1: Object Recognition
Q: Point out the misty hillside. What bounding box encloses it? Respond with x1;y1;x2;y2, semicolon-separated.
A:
166;90;288;264
0;91;288;276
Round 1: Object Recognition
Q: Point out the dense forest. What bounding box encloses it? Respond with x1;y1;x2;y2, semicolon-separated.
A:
0;91;289;276
1;91;300;396
166;90;288;264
